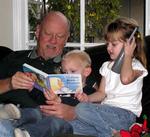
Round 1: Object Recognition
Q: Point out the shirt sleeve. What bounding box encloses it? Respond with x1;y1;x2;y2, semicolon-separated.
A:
99;61;110;77
132;58;148;78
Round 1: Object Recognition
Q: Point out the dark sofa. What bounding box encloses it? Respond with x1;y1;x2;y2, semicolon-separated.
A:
0;46;13;60
85;35;150;128
0;35;150;132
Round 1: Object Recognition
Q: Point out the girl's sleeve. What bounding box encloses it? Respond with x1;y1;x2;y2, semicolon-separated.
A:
99;61;109;76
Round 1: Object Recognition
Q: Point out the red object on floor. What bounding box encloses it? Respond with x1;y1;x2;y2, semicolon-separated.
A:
142;115;148;132
120;130;131;137
120;124;142;137
119;115;149;137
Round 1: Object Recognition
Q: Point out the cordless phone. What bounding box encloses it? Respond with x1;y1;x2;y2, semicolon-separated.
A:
111;27;138;74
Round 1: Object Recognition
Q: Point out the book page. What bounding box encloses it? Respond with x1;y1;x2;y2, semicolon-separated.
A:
47;74;83;94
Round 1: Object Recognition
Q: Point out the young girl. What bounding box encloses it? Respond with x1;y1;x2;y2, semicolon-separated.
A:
70;17;148;137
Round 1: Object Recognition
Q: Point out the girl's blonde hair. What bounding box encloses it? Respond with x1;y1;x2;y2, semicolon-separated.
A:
104;17;147;68
62;50;91;68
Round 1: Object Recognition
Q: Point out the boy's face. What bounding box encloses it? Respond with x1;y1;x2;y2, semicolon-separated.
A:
61;58;87;79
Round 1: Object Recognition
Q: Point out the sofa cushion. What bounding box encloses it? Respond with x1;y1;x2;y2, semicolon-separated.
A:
136;35;150;127
0;46;13;61
85;45;110;85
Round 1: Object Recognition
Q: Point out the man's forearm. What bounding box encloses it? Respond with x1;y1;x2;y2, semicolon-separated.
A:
0;78;12;94
65;106;77;121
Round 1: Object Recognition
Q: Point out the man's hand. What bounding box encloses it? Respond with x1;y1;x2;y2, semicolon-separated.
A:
40;101;76;121
11;71;34;91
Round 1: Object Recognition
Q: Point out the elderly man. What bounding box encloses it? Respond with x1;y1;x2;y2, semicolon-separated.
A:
0;11;73;137
0;11;70;107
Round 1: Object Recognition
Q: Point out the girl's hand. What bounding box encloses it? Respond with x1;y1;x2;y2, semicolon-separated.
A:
75;92;89;102
124;37;136;58
43;89;61;103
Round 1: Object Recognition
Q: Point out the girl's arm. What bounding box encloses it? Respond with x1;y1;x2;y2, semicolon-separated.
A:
87;76;106;102
120;38;142;84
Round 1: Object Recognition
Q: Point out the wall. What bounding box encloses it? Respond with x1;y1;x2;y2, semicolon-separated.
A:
0;0;13;50
120;0;144;35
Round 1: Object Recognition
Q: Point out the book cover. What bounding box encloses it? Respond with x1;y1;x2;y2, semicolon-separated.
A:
23;63;83;94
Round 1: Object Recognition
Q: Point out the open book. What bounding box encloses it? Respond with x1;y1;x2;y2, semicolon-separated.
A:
23;63;83;94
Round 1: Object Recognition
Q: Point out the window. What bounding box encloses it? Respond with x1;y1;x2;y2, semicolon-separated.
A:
12;0;147;50
145;0;150;35
28;0;121;50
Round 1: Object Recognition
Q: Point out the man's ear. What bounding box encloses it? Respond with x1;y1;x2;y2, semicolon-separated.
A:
64;32;70;43
83;67;92;77
35;24;40;39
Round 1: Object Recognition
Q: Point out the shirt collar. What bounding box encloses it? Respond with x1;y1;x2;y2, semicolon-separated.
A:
28;47;62;63
28;47;38;59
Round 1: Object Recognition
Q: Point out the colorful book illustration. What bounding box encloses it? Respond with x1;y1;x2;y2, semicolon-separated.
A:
23;63;83;94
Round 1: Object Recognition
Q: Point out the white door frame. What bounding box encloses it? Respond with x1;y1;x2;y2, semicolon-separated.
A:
12;0;28;50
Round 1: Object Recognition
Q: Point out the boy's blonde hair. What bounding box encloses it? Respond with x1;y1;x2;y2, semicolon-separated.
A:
62;50;91;68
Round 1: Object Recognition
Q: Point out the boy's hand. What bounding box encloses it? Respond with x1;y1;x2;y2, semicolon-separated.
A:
75;92;89;102
43;89;61;103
